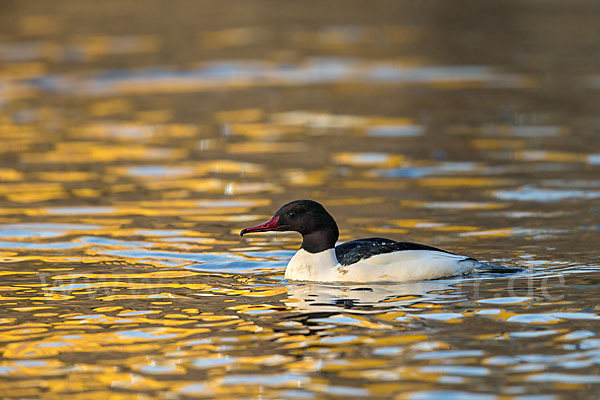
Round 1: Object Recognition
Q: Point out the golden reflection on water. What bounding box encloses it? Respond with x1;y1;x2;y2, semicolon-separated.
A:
1;0;600;399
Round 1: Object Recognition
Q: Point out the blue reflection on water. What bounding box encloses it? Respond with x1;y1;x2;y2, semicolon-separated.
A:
24;59;529;96
0;241;84;249
375;162;478;178
0;223;101;239
126;165;194;177
117;330;178;340
192;356;236;368
100;249;232;263
421;365;489;376
139;365;177;374
50;284;96;291
221;373;309;386
78;236;153;247
0;366;16;375
527;373;600;383
98;248;291;273
410;391;496;400
368;125;423;137
413;350;484;360
37;342;73;348
494;186;600;202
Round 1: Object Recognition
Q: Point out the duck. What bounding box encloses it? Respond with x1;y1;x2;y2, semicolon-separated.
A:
240;200;521;283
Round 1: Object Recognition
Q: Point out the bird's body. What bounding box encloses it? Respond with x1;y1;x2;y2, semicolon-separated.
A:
240;200;520;283
285;248;479;282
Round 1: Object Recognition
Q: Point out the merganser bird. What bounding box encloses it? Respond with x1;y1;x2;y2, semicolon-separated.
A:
240;200;521;282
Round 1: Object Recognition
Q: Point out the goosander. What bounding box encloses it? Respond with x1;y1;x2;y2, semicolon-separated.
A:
240;200;520;283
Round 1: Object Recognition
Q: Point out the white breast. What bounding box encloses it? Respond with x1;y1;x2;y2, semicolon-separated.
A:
284;248;478;283
285;248;339;281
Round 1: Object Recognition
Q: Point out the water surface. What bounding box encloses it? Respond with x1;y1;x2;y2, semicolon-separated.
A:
1;1;600;399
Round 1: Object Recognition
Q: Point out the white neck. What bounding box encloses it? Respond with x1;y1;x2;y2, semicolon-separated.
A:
284;248;338;281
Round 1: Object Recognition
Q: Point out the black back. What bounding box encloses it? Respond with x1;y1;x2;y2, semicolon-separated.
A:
335;237;453;266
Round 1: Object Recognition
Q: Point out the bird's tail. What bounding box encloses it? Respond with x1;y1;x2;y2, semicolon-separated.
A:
462;259;525;274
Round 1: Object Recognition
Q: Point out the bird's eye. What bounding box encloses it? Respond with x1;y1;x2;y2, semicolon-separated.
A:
287;211;296;218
